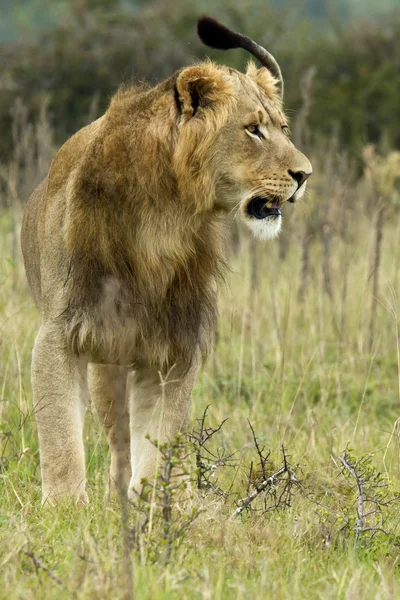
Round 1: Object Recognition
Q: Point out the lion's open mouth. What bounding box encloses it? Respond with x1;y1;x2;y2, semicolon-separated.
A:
246;196;282;220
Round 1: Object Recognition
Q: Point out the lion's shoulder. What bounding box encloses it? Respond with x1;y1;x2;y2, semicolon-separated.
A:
48;116;105;195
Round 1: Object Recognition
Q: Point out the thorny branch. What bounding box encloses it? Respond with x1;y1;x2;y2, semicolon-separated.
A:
187;405;237;494
233;465;290;517
247;419;270;480
337;448;400;548
233;440;300;518
130;434;200;566
338;453;364;546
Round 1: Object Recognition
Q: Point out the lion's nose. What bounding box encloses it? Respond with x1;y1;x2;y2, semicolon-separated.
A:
288;169;312;188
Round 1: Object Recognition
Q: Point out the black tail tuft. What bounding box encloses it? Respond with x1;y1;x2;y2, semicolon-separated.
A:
197;15;242;51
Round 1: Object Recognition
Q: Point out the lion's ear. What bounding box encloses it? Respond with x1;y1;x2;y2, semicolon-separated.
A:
176;64;232;118
246;61;282;104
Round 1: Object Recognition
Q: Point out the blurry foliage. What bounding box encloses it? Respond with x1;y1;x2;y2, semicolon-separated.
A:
0;0;399;161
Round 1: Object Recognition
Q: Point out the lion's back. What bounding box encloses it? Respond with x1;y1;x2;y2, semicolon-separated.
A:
21;117;105;310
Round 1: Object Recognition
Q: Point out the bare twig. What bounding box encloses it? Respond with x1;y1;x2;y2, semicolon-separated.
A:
130;434;200;565
294;65;317;149
321;222;334;302
24;552;64;587
247;419;270;480
368;200;385;351
338;453;364;547
233;444;299;518
337;448;400;548
187;405;236;494
298;227;311;302
233;465;290;517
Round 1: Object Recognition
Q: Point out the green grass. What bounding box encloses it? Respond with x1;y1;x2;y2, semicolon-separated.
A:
2;194;400;599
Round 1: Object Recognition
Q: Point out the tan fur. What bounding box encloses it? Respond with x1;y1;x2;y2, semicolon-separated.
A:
246;61;282;105
21;55;311;504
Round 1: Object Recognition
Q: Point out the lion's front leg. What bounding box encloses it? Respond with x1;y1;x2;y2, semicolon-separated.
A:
32;324;89;505
128;360;198;498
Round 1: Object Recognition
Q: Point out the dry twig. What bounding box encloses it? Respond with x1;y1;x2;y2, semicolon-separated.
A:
338;453;364;546
24;551;64;587
233;436;299;518
337;448;400;548
187;405;236;495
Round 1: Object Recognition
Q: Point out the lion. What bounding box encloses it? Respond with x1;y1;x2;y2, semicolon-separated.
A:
21;16;312;505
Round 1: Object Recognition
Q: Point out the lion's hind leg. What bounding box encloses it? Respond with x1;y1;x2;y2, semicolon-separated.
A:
88;363;131;495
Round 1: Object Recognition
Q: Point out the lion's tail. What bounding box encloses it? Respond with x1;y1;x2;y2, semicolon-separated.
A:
197;15;283;94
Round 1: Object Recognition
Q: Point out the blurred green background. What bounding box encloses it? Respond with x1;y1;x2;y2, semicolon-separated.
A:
2;7;400;597
0;0;399;161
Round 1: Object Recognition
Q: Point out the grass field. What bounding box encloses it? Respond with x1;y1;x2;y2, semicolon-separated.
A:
1;145;400;599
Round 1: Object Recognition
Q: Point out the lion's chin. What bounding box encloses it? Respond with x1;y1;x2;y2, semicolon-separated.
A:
245;214;282;240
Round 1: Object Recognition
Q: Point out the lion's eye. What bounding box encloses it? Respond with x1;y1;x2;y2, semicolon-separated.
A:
245;124;265;140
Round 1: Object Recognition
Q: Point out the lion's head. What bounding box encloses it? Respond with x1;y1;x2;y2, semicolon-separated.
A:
170;16;312;240
99;17;311;246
